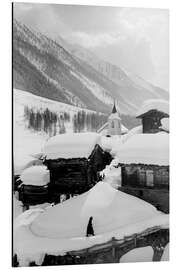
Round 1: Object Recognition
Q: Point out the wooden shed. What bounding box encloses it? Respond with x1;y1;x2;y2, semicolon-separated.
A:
111;132;169;213
136;99;169;134
17;165;50;209
43;133;112;201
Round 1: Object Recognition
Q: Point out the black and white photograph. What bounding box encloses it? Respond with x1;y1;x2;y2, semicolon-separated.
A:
12;2;169;267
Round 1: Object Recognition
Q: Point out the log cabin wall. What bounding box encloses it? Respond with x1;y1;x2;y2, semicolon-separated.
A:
120;164;169;213
137;110;169;134
44;145;112;200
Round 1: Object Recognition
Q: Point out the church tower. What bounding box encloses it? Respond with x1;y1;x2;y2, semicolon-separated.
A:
107;102;122;136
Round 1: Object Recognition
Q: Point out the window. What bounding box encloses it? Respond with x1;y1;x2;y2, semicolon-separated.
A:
111;121;114;128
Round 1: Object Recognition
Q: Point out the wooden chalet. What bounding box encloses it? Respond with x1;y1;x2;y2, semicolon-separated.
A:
111;133;169;213
136;99;169;134
43;133;112;202
17;166;50;210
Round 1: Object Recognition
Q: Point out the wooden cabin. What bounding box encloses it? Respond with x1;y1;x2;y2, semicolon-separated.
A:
136;100;169;134
17;166;50;210
43;133;112;202
112;133;169;213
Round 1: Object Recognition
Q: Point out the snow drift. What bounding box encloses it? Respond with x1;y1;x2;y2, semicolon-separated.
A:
111;132;169;166
20;166;50;186
14;182;169;266
44;132;101;159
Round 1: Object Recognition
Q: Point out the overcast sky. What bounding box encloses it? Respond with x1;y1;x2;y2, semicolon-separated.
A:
14;3;169;91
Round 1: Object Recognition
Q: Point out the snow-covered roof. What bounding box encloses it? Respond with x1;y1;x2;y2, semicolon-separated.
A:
111;132;169;166
20;166;50;186
44;132;101;160
97;122;128;135
14;182;168;266
136;99;169;117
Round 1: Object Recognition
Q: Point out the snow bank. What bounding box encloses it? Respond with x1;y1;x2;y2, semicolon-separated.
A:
100;135;123;152
161;118;169;132
161;243;169;261
101;159;122;189
122;125;142;143
111;133;169;166
44;132;101;159
14;182;169;266
136;99;169;117
97;122;128;136
20;166;50;186
120;246;153;263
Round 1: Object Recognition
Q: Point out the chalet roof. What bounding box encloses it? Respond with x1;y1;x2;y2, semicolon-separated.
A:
20;166;50;186
136;99;169;118
111;132;169;166
14;182;169;266
44;132;101;160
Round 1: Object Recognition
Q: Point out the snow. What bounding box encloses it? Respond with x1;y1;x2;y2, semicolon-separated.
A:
13;196;23;219
161;118;169;132
44;132;101;159
14;182;169;266
161;243;169;261
100;135;123;152
120;246;154;263
13;89;101;174
111;132;169;166
97;122;128;136
136;99;169;117
70;71;113;106
122;125;142;143
108;112;121;120
20;166;50;186
101;160;122;189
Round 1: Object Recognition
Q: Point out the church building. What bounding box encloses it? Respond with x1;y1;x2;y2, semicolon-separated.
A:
97;103;128;136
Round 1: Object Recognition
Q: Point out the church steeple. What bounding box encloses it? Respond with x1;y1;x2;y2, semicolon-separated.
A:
112;102;117;114
107;102;122;136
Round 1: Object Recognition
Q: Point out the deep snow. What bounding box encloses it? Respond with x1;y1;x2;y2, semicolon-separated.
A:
111;132;169;166
20;166;50;186
44;132;101;159
14;182;169;266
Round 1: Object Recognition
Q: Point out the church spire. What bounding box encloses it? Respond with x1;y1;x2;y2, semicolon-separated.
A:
112;101;117;114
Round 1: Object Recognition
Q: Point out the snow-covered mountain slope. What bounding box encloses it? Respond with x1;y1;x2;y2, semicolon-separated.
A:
13;19;168;115
63;42;169;101
13;89;99;174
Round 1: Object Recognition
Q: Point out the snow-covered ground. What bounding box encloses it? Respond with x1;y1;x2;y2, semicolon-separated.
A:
13;89;101;174
14;182;169;266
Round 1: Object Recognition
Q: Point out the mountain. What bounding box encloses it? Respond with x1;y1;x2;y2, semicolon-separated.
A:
13;19;168;115
61;41;169;104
